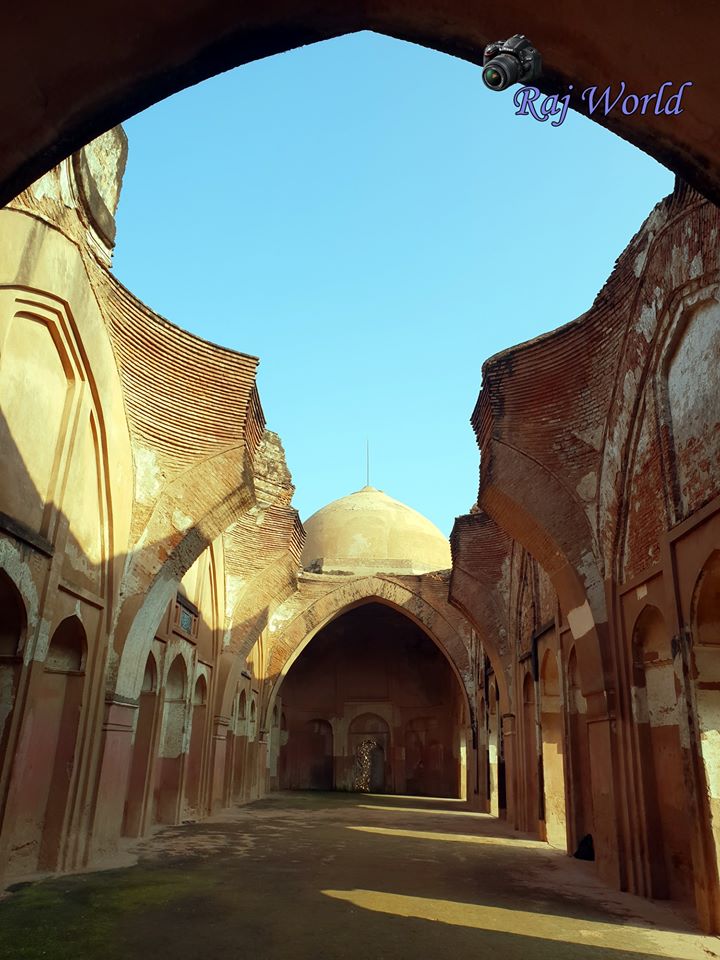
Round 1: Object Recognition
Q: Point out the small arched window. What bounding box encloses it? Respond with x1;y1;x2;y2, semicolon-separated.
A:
46;617;86;673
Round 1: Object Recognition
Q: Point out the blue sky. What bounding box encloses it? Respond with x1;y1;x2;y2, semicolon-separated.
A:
113;32;674;536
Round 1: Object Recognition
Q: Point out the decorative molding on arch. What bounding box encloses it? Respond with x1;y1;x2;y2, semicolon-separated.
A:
262;573;474;725
0;286;115;596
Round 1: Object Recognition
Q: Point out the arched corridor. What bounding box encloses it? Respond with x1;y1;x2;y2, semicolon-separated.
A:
0;4;719;955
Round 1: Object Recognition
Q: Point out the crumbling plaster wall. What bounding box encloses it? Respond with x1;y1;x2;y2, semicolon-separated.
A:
452;178;720;929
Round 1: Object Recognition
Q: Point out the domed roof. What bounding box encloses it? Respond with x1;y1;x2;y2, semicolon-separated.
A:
302;486;451;576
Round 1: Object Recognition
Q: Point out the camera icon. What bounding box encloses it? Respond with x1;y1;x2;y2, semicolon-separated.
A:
483;35;542;91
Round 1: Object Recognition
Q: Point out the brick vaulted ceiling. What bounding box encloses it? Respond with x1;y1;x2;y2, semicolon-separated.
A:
0;1;718;208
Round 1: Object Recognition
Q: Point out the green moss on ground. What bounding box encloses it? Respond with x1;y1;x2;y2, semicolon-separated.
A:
0;866;217;960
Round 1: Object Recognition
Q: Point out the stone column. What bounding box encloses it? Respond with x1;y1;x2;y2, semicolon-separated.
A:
586;690;622;887
89;698;138;861
501;712;517;828
210;715;230;812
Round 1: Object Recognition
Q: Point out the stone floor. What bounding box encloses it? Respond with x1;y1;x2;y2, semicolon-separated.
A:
1;792;719;960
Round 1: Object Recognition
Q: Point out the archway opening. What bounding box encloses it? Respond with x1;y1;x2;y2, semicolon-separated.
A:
691;552;720;904
521;670;539;834
0;572;25;778
278;601;466;798
487;680;502;817
154;654;188;825
632;605;691;901
567;646;593;855
37;616;86;872
185;674;208;816
539;649;567;850
123;651;159;837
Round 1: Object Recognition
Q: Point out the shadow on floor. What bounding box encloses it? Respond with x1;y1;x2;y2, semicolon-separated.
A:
0;792;713;960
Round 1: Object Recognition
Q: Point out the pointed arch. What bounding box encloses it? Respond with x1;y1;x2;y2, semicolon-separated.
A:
260;575;473;725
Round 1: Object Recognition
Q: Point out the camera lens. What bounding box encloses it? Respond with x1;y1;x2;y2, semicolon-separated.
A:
482;53;521;91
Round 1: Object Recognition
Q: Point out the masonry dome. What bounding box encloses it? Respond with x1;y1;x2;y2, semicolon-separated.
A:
302;486;451;575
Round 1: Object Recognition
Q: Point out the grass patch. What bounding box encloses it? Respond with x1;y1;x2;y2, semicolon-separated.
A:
0;865;218;960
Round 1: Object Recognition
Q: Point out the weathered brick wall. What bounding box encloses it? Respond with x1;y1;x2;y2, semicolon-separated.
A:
453;179;720;926
0;139;306;880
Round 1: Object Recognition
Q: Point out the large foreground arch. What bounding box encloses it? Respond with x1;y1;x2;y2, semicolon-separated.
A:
2;5;720;206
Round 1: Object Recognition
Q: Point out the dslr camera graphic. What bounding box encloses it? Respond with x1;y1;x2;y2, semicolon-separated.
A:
482;35;542;91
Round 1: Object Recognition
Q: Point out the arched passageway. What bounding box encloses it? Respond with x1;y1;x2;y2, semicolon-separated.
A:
278;602;467;798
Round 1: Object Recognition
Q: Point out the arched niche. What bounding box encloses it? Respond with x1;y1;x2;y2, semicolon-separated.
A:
349;714;389;794
185;674;209;816
223;683;247;807
404;715;446;798
35;616;87;871
165;655;188;702
690;551;720;905
141;652;157;694
0;571;26;778
309;718;335;791
487;677;505;818
45;616;86;673
249;697;257;737
193;675;208;706
566;645;592;853
540;648;567;849
695;551;720;646
522;671;539;834
124;650;160;837
631;604;691;901
281;717;334;791
154;654;189;825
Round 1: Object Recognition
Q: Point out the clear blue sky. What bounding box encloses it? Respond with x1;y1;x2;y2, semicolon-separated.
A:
113;32;674;536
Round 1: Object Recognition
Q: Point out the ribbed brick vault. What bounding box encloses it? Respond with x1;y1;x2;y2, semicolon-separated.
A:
1;8;720;940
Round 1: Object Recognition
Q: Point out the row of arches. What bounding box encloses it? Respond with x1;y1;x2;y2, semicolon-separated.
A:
0;575;87;875
0;567;268;875
222;685;262;807
124;652;209;834
0;531;474;883
479;548;720;925
482;644;588;851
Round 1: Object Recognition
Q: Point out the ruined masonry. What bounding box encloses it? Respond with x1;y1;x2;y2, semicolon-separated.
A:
0;127;719;934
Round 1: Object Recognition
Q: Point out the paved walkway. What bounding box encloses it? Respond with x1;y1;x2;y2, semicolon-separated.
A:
1;793;719;960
